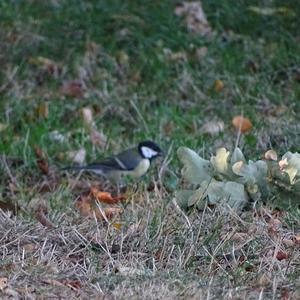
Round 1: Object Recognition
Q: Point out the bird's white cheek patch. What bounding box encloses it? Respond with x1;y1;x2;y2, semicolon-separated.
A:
141;146;158;158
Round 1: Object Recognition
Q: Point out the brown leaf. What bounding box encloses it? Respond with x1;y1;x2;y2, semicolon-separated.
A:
175;1;212;36
201;120;224;135
264;149;278;161
75;192;123;220
0;200;20;215
28;56;60;77
34;146;49;175
162;121;175;136
66;148;86;164
81;107;94;127
0;277;8;290
61;80;84;98
276;250;289;261
90;129;107;148
28;197;55;229
37;102;49;119
61;279;82;290
214;79;224;92
232;116;253;133
91;186;125;204
257;273;271;286
278;158;288;171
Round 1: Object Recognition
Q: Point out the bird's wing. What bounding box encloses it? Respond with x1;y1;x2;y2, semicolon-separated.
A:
85;148;142;171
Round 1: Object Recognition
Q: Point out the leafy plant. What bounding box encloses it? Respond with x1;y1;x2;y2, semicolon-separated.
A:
176;146;300;211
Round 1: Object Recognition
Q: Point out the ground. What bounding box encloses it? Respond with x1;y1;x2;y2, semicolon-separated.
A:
0;0;300;299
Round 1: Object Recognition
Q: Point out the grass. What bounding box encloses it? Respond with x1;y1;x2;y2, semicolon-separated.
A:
0;0;300;298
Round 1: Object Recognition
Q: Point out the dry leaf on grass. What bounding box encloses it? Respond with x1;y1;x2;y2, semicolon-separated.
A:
0;277;8;290
28;56;61;77
175;1;212;36
201;120;224;135
48;130;66;143
276;250;289;261
61;279;82;291
28;197;55;229
264;149;278;161
81;107;94;127
37;102;49;119
75;192;123;220
232;115;253;133
91;186;125;204
60;80;84;98
90;129;107;148
34;146;49;175
66;148;86;164
0;200;20;215
214;79;224;92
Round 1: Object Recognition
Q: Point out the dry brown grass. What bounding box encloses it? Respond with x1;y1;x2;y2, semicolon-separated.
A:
0;183;299;299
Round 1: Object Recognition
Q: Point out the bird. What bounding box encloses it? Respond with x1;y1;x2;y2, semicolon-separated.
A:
62;141;163;186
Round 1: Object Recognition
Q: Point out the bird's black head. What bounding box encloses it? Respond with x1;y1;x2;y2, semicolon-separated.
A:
138;140;163;160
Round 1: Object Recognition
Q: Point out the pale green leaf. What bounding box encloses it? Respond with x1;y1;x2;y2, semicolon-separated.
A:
230;147;246;165
210;148;230;175
177;147;213;185
175;190;194;210
205;179;248;210
281;152;300;184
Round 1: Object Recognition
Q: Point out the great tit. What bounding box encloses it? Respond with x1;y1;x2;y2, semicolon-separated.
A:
62;141;163;183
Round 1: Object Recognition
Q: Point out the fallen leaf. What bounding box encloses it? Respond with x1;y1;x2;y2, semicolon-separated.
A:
175;1;212;36
90;129;107;148
201;120;224;135
232;116;253;133
91;186;125;204
257;273;271;286
23;243;37;252
116;50;129;65
103;207;123;219
282;238;295;247
264;150;278;161
276;250;289;261
48;130;66;143
169;51;187;62
278;158;288;171
0;277;8;290
61;80;84;98
279;152;300;184
75;192;123;220
37;102;49;119
116;266;144;276
214;79;224;92
66;148;86;164
61;279;81;290
112;222;122;230
34;146;49;175
28;56;60;76
0;200;20;215
28;197;55;229
81;107;94;127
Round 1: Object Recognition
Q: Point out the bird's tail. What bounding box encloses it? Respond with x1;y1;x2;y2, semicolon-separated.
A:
60;165;104;175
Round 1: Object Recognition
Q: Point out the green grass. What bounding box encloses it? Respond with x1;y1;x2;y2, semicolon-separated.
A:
0;0;300;298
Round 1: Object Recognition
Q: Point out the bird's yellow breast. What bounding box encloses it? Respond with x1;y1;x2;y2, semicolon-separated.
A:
126;159;150;178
